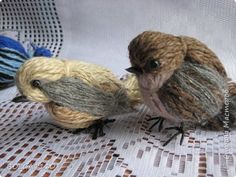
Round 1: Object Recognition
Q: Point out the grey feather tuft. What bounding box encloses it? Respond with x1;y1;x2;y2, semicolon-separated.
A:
229;95;236;126
40;77;132;117
160;61;227;126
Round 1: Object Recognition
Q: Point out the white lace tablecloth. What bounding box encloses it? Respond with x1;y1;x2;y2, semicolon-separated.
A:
0;87;236;177
0;0;236;177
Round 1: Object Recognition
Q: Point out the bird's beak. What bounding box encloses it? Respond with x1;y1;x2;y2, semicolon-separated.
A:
125;67;142;75
12;95;30;102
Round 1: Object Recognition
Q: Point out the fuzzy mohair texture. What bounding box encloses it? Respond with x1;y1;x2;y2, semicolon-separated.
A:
128;31;236;130
15;57;141;129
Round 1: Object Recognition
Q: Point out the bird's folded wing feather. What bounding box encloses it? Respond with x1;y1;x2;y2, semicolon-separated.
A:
40;77;116;117
159;61;227;126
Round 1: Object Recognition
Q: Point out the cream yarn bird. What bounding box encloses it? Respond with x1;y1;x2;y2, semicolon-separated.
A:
13;57;141;139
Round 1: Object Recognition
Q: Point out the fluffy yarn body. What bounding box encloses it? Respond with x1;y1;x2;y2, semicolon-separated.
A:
128;31;236;130
16;57;140;129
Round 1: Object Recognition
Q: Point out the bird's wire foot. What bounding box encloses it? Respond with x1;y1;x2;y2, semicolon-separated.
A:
90;119;116;140
147;116;165;132
71;128;84;134
163;122;185;146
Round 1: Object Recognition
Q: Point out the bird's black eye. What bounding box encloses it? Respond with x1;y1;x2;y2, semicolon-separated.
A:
145;58;161;72
31;80;41;88
149;59;160;69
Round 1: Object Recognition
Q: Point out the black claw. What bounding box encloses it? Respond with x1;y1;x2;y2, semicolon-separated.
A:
98;127;105;137
158;119;164;132
71;119;115;139
147;117;161;121
72;128;84;134
147;116;165;132
148;119;161;131
163;123;185;146
180;133;184;145
92;127;99;139
90;119;115;140
163;132;180;146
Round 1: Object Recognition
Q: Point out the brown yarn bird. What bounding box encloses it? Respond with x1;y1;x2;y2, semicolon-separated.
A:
126;31;236;146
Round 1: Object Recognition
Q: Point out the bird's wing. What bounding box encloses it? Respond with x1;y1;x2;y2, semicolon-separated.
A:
40;77;116;117
159;61;227;128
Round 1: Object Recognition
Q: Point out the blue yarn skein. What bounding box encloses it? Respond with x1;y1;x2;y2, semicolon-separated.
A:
31;43;53;57
0;35;29;58
0;35;52;89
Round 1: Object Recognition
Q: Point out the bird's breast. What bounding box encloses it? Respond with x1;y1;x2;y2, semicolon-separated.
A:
139;86;181;122
45;103;100;129
137;71;180;122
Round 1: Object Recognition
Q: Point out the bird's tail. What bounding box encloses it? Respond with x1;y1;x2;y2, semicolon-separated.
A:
217;80;236;129
228;81;236;126
120;74;142;107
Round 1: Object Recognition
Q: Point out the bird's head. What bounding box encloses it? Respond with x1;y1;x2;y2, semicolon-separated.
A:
126;31;187;92
13;57;65;103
